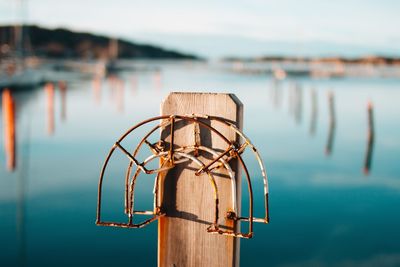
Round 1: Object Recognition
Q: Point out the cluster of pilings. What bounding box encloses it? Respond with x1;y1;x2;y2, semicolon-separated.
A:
1;81;68;171
270;78;375;175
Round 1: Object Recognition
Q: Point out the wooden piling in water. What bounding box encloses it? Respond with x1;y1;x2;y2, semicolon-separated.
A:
59;81;67;121
292;83;302;124
45;83;55;135
364;101;375;174
325;91;336;155
158;92;243;267
310;88;317;136
2;89;16;171
92;77;102;104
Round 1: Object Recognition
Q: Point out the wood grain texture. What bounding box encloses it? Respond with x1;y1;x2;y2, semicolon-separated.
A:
158;92;243;267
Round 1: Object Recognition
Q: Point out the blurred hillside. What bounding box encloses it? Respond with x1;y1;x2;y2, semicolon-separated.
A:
0;25;199;60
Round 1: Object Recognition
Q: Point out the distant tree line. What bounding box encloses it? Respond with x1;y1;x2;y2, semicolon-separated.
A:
0;25;199;60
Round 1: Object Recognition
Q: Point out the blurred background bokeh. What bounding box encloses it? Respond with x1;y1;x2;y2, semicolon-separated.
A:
1;1;400;266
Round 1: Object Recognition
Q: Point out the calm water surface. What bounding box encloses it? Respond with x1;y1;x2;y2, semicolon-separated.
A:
1;61;400;267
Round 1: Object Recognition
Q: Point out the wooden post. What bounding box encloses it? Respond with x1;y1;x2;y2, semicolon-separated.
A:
364;101;375;175
309;88;317;136
325;91;336;156
158;92;243;267
59;81;67;122
45;83;55;135
2;89;16;171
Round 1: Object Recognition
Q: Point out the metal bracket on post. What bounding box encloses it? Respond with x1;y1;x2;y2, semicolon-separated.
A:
96;92;270;267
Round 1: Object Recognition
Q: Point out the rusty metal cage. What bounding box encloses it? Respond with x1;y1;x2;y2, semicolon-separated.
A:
96;114;269;238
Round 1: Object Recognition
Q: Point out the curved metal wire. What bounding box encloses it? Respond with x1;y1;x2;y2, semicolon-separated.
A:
126;151;219;228
124;114;269;223
120;115;245;222
125;146;237;227
188;114;269;223
97;114;269;238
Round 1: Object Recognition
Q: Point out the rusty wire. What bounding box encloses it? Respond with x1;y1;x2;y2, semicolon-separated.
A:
126;146;237;231
96;114;269;238
191;114;270;223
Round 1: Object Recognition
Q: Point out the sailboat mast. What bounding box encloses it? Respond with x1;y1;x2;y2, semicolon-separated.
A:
14;0;23;56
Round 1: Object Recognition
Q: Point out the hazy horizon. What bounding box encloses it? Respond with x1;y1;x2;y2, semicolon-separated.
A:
1;0;400;58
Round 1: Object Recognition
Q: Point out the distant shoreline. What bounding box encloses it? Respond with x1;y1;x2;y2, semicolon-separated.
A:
0;25;200;60
224;55;400;65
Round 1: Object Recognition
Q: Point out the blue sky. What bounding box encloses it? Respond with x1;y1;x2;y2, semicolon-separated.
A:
1;0;400;58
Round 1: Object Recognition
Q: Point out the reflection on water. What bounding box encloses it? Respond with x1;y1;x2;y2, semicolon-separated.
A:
288;82;303;124
92;76;102;105
59;81;67;122
44;83;55;136
364;101;375;175
2;89;16;171
130;75;137;95
294;83;302;124
325;91;336;156
309;88;317;136
0;60;399;267
16;141;27;267
107;75;125;113
270;78;283;109
152;70;162;91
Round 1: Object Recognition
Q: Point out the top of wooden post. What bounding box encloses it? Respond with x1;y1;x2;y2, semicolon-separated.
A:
161;92;243;123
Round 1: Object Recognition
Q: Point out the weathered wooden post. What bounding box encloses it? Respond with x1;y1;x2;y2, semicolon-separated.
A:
363;101;375;175
2;89;16;171
158;92;243;267
309;88;317;136
45;82;55;135
325;91;336;155
59;81;67;122
96;91;270;267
